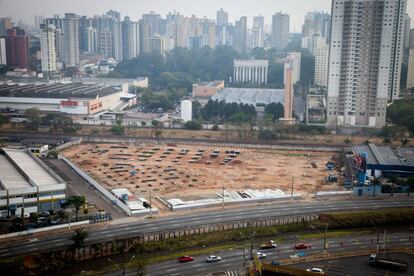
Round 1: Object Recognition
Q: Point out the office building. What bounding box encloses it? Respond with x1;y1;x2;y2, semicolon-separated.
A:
272;12;290;51
5;28;29;69
404;14;411;49
40;24;57;75
106;10;122;61
407;29;414;89
63;13;79;67
122;17;140;60
233;59;268;84
34;15;44;29
284;52;301;85
234;16;247;53
0;18;13;36
327;0;407;128
216;9;228;26
314;43;329;87
0;38;6;65
79;16;91;52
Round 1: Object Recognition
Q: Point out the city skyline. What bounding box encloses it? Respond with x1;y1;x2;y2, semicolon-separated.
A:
5;0;413;32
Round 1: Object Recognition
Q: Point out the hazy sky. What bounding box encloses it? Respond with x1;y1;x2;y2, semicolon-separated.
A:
0;0;413;32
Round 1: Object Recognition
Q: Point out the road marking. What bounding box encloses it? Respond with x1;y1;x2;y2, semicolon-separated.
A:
166;269;176;272
28;247;39;251
197;268;206;271
0;253;10;257
223;263;231;267
192;264;202;267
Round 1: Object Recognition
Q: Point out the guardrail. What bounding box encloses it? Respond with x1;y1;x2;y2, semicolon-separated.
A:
58;155;132;216
0;220;89;240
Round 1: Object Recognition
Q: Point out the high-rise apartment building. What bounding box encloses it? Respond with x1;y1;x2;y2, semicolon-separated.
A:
121;17;140;60
216;9;228;26
407;29;414;89
272;12;290;51
166;12;186;48
314;43;329;87
252;15;264;48
40;24;57;74
5;27;29;69
79;16;92;52
143;12;162;37
284;52;301;85
404;14;411;49
301;11;331;50
106;10;122;61
327;0;407;128
86;27;98;53
0;38;6;65
139;19;151;54
149;34;174;56
200;19;216;49
234;16;247;53
63;13;79;67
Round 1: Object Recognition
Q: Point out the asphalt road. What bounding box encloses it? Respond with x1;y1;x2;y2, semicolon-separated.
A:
105;232;414;276
0;198;413;259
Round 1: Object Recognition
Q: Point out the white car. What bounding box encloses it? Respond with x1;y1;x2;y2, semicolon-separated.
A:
206;255;222;263
256;252;267;259
306;267;324;274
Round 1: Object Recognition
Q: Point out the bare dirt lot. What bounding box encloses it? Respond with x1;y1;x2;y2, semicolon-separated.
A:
62;143;343;199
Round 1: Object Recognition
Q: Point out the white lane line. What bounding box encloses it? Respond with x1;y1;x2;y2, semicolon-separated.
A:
192;264;202;267
197;268;206;271
28;247;39;251
166;269;176;272
0;253;11;257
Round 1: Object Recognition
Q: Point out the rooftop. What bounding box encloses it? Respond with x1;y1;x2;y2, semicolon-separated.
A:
353;144;414;167
0;148;64;190
194;80;224;88
0;82;121;99
211;87;284;106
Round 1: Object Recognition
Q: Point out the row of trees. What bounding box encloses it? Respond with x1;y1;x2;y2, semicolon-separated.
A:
109;45;315;91
386;99;414;135
140;88;187;111
199;100;257;123
24;108;81;133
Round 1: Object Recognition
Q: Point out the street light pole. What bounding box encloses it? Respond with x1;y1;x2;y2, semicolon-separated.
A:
323;223;328;257
291;177;295;199
222;186;225;209
149;189;152;217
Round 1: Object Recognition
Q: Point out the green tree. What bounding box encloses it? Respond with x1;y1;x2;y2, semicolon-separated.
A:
184;120;202;130
63;195;86;221
264;102;284;121
69;227;88;251
0;113;8;126
24;108;41;131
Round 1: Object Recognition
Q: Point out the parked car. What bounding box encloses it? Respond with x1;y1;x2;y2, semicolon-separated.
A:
206;255;222;263
178;256;194;263
294;243;310;250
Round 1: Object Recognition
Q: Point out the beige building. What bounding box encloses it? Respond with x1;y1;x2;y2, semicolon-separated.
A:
233;59;268;84
192;80;224;98
314;44;329;87
280;65;295;125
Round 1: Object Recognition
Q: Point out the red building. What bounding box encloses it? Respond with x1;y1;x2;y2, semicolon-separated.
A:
5;28;29;69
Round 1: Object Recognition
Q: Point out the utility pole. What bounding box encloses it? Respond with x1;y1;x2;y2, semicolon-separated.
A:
222;186;225;209
383;229;386;258
291;177;295;199
323;223;328;257
149;189;152;217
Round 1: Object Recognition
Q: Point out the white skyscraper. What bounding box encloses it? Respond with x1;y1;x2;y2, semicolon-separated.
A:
122;17;140;60
0;38;6;65
407;29;414;89
149;34;174;56
40;24;57;74
86;27;97;53
314;43;329;87
327;0;407;128
63;13;79;67
272;12;290;51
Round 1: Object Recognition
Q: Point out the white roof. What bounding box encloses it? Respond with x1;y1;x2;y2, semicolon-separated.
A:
0;155;31;190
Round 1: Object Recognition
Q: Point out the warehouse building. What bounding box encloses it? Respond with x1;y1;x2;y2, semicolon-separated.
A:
350;144;414;179
0;148;66;218
211;87;284;107
0;81;136;117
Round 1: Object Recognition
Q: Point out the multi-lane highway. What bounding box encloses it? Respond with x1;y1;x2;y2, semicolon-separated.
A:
0;198;413;258
105;231;414;276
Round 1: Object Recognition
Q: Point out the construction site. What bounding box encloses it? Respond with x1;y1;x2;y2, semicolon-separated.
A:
61;143;342;211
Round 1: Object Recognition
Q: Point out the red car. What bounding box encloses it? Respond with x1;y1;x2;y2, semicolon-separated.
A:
178;256;194;263
294;243;310;250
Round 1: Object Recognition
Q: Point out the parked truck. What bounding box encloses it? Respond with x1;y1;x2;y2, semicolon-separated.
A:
369;254;408;272
260;240;277;249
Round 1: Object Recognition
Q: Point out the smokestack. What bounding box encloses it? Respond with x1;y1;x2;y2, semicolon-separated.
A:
280;61;295;125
